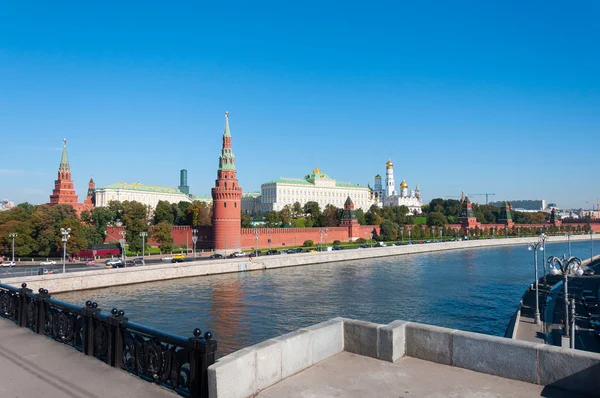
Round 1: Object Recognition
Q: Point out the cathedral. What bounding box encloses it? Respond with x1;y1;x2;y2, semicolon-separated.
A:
370;158;423;214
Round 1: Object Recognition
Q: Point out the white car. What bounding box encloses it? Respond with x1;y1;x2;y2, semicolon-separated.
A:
39;260;56;266
161;256;173;262
230;252;246;258
1;261;16;268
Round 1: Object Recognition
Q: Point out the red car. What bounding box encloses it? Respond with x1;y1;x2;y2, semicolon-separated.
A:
85;259;97;266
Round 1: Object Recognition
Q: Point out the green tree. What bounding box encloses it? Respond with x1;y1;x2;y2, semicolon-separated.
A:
154;200;175;225
122;201;149;252
321;204;340;227
153;221;174;252
303;201;321;220
426;212;448;227
280;205;292;226
303;240;314;247
185;201;212;226
292;202;303;218
365;205;383;226
379;220;399;241
241;214;252;228
355;209;366;225
264;211;281;228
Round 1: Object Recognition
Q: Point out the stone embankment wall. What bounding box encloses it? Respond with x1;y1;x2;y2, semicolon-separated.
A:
208;317;600;398
5;235;598;294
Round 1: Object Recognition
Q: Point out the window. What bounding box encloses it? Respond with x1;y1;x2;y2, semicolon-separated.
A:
224;202;227;208
235;203;237;208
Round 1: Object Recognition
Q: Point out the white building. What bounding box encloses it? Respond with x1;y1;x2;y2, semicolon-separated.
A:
260;167;375;213
95;182;192;209
374;159;423;214
0;199;15;211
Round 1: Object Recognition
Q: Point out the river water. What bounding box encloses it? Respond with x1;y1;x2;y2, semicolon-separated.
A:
58;240;594;356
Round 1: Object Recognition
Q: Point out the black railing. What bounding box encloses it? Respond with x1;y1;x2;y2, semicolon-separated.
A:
0;282;216;398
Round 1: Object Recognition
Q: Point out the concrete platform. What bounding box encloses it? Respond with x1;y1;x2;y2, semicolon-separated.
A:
0;319;175;398
257;351;582;398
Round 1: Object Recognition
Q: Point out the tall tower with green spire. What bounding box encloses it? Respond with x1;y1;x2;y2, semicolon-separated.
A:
49;139;80;206
211;112;243;254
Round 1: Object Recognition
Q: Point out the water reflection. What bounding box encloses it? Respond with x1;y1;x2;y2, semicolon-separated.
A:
57;240;593;356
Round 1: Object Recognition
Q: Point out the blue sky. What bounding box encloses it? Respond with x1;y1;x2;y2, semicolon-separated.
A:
1;1;599;209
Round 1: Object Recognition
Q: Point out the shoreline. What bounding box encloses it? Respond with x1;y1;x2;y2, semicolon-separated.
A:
4;234;597;294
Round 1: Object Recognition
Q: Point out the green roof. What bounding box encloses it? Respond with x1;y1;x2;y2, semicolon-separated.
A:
335;181;364;188
59;140;69;172
263;178;313;185
99;182;188;194
242;192;261;198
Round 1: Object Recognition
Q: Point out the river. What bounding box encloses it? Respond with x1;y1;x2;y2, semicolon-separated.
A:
57;239;594;356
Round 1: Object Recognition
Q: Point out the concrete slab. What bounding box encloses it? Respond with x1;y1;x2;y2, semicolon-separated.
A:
0;318;175;398
257;352;582;398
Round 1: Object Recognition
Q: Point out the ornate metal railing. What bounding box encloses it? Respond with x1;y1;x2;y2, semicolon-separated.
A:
0;282;216;398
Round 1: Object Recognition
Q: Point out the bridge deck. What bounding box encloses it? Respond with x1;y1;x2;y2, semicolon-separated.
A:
257;351;581;398
0;318;174;398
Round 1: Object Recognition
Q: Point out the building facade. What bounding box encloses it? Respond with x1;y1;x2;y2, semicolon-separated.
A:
211;112;242;254
241;192;261;215
94;182;192;209
375;158;423;214
260;167;375;213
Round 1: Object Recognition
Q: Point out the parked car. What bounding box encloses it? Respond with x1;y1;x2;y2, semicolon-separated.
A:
210;253;224;259
375;242;387;247
249;251;261;257
229;252;246;258
85;259;97;266
125;260;136;267
1;261;16;267
285;249;297;254
584;269;595;276
359;244;370;249
161;256;173;262
332;246;344;250
265;250;280;255
307;249;317;253
42;268;54;274
110;261;124;268
40;260;56;266
133;257;145;266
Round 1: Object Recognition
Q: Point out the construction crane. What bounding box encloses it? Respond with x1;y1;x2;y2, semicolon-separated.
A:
445;193;496;204
586;199;600;220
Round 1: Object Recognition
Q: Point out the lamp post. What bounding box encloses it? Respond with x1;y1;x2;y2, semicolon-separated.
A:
268;229;272;252
8;232;17;263
319;228;324;251
140;232;147;265
120;230;126;264
565;232;573;258
540;233;548;286
60;228;71;274
431;226;435;240
506;226;509;238
192;229;198;258
518;227;521;237
590;230;594;260
253;230;259;256
408;227;412;244
548;255;583;347
527;236;545;324
400;229;404;242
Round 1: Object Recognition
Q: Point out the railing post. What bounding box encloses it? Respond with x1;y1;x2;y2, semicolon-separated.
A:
107;308;128;368
18;283;32;327
188;329;217;398
82;301;100;356
35;288;50;334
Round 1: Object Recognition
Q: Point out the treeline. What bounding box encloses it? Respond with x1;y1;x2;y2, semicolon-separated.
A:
0;200;213;257
422;198;549;224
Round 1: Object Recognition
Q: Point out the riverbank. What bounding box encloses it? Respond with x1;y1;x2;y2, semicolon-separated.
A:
3;234;597;294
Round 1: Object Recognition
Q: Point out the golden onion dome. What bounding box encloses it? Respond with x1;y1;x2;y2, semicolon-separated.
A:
386;159;393;168
312;166;321;174
400;179;408;189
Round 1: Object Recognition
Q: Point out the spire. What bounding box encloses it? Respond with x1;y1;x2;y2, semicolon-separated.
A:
59;138;70;172
223;111;231;137
415;183;420;192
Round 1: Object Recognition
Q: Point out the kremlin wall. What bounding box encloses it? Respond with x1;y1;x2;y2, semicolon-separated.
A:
49;114;600;256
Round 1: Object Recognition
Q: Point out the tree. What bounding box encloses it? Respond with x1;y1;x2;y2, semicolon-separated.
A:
365;205;383;226
303;240;314;247
185;201;212;226
292;202;303;218
280;205;292;226
426;212;448;227
355;209;366;225
379;220;399;241
154;200;175;225
264;211;281;228
122;201;149;252
321;204;340;227
153;221;174;252
303;201;321;220
241;214;252;228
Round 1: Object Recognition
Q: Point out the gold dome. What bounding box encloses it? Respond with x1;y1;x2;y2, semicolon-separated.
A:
312;165;321;174
386;159;393;168
400;179;408;189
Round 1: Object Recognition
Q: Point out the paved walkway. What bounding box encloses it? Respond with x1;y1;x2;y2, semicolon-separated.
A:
0;318;175;398
258;352;581;398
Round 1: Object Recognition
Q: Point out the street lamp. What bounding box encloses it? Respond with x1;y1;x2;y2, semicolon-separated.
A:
400;228;404;242
518;227;521;237
565;232;573;258
370;232;374;247
527;236;545;324
408;226;412;244
589;230;594;260
539;234;548;286
60;228;71;274
192;229;198;258
120;230;126;264
8;233;17;263
548;255;583;347
140;232;147;265
253;230;259;256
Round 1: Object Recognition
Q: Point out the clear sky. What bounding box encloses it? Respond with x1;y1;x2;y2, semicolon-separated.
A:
1;1;599;209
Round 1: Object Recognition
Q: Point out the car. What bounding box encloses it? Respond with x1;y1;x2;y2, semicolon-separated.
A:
85;259;97;266
584;269;595;276
359;244;370;249
125;260;136;267
307;249;317;253
1;261;16;267
39;260;56;266
232;252;246;257
249;251;261;257
161;256;173;262
375;242;387;247
42;268;54;274
133;257;145;266
285;249;297;254
210;253;224;259
332;246;344;250
111;260;125;268
265;250;280;255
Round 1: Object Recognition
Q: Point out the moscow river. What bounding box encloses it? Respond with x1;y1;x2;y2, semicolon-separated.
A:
58;239;594;356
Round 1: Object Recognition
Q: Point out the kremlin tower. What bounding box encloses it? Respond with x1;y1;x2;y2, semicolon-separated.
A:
211;112;243;254
48;139;93;215
49;139;80;205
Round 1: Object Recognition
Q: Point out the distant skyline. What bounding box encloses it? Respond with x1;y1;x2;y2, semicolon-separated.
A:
1;1;599;209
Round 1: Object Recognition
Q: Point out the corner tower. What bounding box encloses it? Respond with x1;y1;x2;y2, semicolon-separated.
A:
211;112;242;254
49;139;79;205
